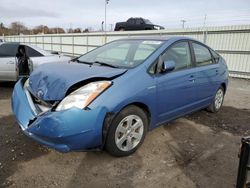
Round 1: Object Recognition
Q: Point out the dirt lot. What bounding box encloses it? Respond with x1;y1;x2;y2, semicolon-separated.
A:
0;78;249;188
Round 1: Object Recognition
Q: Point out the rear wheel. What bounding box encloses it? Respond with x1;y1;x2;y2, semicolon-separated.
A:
105;106;148;157
207;86;224;113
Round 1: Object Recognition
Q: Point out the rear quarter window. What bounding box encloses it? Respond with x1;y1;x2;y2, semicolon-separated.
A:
26;46;43;57
192;42;213;66
210;49;220;63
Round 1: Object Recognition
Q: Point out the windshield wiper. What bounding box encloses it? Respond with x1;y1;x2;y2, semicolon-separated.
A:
73;59;93;65
92;61;118;68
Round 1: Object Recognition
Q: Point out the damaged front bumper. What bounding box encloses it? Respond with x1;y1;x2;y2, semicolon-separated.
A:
11;79;108;152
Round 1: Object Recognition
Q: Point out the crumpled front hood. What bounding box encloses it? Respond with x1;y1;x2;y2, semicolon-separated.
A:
28;62;126;101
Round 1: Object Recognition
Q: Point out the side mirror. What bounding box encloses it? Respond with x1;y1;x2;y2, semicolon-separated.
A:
161;60;175;73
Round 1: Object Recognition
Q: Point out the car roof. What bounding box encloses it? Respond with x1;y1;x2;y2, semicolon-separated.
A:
116;36;194;42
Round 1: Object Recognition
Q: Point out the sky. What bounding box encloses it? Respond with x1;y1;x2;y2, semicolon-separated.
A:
0;0;250;30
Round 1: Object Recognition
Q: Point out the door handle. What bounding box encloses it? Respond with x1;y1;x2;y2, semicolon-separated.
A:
7;61;14;64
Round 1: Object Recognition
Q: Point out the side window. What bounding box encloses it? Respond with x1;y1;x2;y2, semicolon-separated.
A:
26;46;43;57
136;19;143;25
210;49;220;63
128;19;135;24
0;44;18;57
148;60;158;74
162;42;192;71
192;43;213;66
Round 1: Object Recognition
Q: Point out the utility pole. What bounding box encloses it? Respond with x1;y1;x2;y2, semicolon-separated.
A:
101;21;104;31
70;23;72;33
181;20;186;29
203;14;207;43
105;0;109;32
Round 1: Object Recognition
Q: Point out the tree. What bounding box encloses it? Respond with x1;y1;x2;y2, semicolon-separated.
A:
0;23;4;35
67;28;74;33
10;22;28;35
73;28;81;33
32;25;49;34
83;28;89;33
49;27;65;34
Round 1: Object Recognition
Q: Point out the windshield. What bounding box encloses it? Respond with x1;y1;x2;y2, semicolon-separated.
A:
77;39;163;68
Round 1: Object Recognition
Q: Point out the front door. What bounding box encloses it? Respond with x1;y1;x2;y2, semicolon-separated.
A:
0;57;17;81
156;41;197;123
0;43;18;81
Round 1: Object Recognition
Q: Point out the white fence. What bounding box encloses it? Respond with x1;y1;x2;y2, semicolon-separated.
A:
4;24;250;79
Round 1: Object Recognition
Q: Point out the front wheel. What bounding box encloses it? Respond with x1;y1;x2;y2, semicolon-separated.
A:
105;106;148;157
207;86;225;113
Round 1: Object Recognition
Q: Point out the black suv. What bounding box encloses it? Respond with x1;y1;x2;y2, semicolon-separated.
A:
114;17;164;31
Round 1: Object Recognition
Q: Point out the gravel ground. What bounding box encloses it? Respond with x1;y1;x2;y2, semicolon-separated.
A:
0;78;249;188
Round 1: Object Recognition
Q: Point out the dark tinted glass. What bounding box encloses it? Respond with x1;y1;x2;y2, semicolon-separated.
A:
136;19;143;25
0;43;19;57
128;19;135;24
26;46;43;57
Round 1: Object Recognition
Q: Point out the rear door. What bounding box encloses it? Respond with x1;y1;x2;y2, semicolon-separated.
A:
135;18;144;30
126;18;136;30
190;42;220;105
0;43;18;81
25;45;44;70
156;41;197;123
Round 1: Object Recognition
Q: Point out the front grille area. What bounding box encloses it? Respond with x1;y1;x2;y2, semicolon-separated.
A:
29;92;52;114
30;93;52;113
24;85;53;115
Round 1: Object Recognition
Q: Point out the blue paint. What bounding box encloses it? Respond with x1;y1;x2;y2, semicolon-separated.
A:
12;37;228;152
29;62;126;101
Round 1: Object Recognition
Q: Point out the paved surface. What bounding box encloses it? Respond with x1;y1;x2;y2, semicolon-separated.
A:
0;78;249;188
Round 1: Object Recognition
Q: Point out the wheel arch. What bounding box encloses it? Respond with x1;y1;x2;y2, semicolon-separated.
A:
221;82;227;93
101;101;151;148
122;102;151;124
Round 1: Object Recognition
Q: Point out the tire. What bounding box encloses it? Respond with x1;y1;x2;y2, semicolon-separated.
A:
119;28;125;31
105;105;148;157
207;86;225;113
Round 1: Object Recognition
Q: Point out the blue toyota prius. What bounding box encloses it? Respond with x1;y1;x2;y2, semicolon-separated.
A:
12;37;228;156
